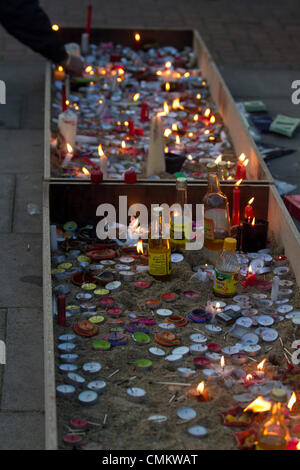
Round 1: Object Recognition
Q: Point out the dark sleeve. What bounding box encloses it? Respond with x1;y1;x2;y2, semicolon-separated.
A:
0;0;68;64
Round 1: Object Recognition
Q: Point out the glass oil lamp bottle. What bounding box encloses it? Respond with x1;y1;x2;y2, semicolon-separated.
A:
170;177;192;250
213;237;239;298
202;163;230;263
257;388;290;450
148;207;171;281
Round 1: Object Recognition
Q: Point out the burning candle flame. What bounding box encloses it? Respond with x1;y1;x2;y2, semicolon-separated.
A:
297;442;300;450
196;381;205;394
134;33;140;42
175;135;181;145
164;128;172;137
164;145;169;153
257;358;267;371
58;65;64;72
248;197;254;205
133;93;140;102
66;143;73;154
82;167;90;176
196;93;201;99
98;144;105;157
52;24;59;31
204;108;211;117
85;65;93;73
220;356;225;369
163;102;169;115
165;61;172;69
246;374;253;381
193;114;199;122
172;98;183;110
121;140;126;149
165;82;170;92
215;154;222;165
244;396;272;413
251;217;256;226
210;115;216;124
287;392;297;411
235;178;243;187
136;239;144;255
239;153;246;162
243;158;249;167
172;123;178;131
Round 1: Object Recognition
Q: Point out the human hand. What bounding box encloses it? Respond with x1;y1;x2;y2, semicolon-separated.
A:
62;54;84;77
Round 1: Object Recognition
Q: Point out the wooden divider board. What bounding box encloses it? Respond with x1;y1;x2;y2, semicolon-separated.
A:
44;28;272;183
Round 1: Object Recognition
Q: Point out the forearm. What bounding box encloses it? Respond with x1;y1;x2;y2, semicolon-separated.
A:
0;0;67;63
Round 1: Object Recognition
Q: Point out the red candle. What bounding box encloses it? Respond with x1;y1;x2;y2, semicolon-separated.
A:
128;119;135;137
140;102;149;122
62;84;67;112
232;180;242;226
235;153;246;180
244;197;254;221
86;4;92;35
91;169;103;183
57;295;66;327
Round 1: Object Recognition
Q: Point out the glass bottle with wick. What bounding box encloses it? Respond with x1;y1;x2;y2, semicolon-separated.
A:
203;162;230;264
170;177;192;250
148;207;171;281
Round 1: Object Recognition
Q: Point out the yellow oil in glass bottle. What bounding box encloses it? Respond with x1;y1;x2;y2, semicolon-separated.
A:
213;237;239;298
203;163;230;263
170;177;192;250
256;388;290;450
148;207;171;281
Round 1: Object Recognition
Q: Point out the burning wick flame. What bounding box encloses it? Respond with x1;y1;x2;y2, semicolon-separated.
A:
196;93;201;99
244;396;272;413
248;197;254;206
246;374;253;381
121;140;126;149
251;217;256;226
175;135;181;145
239;153;246;163
136;239;144;255
165;61;172;69
172;98;184;110
235;178;243;187
165;82;170;91
164;128;172;138
134;33;140;42
66;143;73;154
257;358;267;371
52;24;59;31
287;392;297;411
204;108;211;117
58;65;64;72
172;123;178;131
193;114;199;122
220;356;225;370
196;381;205;394
243;158;249;167
215;154;222;165
210;115;216;124
133;93;140;102
98;144;105;157
82;167;90;176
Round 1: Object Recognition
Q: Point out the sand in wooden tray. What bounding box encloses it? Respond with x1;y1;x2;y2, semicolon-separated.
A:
53;246;300;450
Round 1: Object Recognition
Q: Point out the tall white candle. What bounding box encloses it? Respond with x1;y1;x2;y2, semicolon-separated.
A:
146;114;166;176
98;144;107;178
271;275;280;301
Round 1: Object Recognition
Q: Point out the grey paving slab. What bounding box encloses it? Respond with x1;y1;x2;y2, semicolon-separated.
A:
0;174;15;232
21;93;44;130
13;173;43;234
0;411;44;449
0;96;22;129
0;233;42;308
1;308;44;412
0;130;43;174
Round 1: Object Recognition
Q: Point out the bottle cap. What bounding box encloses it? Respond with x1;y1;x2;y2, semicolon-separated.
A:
271;388;287;402
223;237;237;252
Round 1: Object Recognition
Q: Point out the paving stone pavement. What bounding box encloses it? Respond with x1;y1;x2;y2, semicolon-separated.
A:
0;0;299;449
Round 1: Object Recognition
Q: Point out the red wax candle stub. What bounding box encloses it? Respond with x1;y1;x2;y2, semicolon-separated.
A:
193;357;211;368
207;343;222;352
91;170;103;183
63;434;83;445
124;170;137;184
134;281;150;289
107;307;123;316
98;297;114;307
162;293;177;302
184;291;200;299
70;418;89;430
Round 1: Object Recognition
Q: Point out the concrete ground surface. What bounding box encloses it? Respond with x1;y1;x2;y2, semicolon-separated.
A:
0;0;299;450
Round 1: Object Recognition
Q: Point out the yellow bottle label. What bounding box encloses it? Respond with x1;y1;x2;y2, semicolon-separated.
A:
149;251;171;276
214;269;237;296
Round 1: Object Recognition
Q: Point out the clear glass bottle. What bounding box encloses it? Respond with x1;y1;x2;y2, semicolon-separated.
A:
203;163;230;263
170;177;192;250
213;237;239;297
148;207;171;281
257;388;290;450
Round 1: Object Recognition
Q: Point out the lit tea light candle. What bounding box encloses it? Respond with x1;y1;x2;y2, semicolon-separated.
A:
187;381;211;402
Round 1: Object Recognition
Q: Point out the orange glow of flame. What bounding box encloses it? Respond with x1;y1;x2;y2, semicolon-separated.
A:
98;144;105;157
121;140;126;149
215;154;222;165
172;123;178;131
246;374;253;381
82;167;90;176
184;72;190;78
196;381;205;394
248;265;253;274
248;197;254;206
85;65;92;73
220;356;225;369
164;128;172;137
133;93;140;102
164;146;169;153
136;239;144;255
196;93;201;100
235;178;243;187
239;153;246;162
297;442;300;450
193;114;199;122
204;108;211;117
66;143;73;154
287;392;297;411
244;396;272;413
210;115;216;124
172;98;184;110
52;24;59;31
164;102;169;114
165;82;170;92
251;217;256;226
257;358;267;371
135;33;141;42
58;65;64;72
243;158;249;167
176;135;181;145
165;61;172;69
